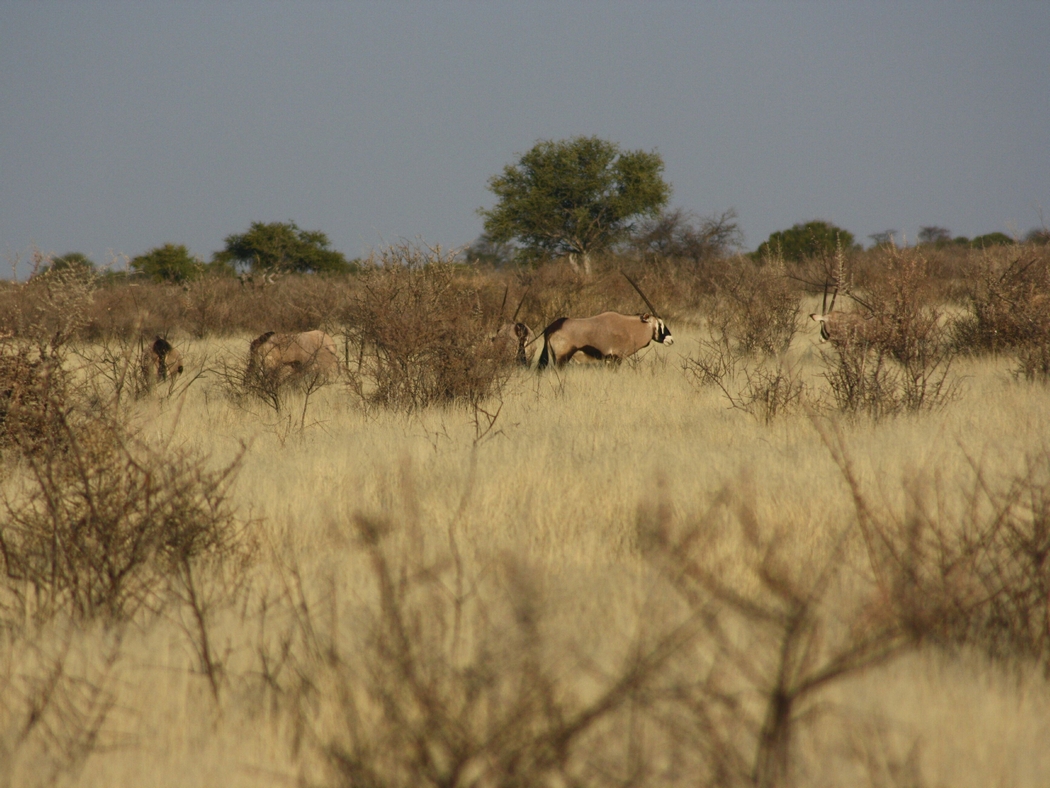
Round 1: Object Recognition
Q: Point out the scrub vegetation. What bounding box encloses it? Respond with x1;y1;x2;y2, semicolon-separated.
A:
1;238;1050;787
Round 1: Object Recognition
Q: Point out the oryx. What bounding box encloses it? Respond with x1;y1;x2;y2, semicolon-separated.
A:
492;321;537;367
490;284;537;367
537;274;673;368
141;336;184;383
809;281;880;346
247;330;340;382
538;312;673;368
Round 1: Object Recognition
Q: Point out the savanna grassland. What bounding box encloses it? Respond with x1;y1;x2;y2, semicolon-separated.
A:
2;242;1050;787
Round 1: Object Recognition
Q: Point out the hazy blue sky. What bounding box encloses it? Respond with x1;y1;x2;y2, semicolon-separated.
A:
2;2;1048;277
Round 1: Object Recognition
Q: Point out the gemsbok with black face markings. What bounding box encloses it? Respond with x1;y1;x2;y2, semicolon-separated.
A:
537;273;674;368
809;281;880;346
490;285;538;367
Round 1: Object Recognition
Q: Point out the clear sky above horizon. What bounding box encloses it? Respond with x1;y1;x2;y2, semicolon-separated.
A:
2;2;1048;278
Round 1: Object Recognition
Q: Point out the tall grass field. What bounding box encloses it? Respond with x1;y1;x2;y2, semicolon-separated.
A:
2;242;1050;787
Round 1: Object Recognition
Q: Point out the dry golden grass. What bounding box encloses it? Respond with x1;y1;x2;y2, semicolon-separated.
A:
4;317;1050;787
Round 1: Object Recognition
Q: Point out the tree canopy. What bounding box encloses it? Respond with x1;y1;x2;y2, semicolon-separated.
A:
130;243;201;283
629;209;741;265
480;136;670;270
213;221;351;274
43;252;96;277
754;220;856;263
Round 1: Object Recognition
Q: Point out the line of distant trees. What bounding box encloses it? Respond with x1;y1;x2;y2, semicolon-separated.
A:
36;136;1049;282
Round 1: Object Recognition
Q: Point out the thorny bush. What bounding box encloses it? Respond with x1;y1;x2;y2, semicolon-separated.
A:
951;247;1050;355
820;248;958;418
0;361;252;624
342;245;514;411
708;254;800;357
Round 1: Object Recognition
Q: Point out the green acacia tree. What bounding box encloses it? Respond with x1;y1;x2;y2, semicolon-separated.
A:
130;243;201;283
480;136;671;272
214;221;351;274
39;252;96;280
754;220;856;263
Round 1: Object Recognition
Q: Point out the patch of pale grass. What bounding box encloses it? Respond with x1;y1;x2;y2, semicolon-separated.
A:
11;330;1050;786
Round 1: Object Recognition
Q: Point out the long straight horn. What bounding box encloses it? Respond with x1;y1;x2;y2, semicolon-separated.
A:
821;279;829;316
828;284;839;315
511;285;530;322
622;271;660;318
499;283;510;318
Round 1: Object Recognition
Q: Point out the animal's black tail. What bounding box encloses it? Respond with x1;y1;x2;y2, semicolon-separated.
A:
537;317;568;370
538;337;551;370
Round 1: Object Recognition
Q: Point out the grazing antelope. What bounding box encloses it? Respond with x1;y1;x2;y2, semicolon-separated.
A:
247;330;340;382
489;285;537;367
141;336;184;383
809;282;880;346
492;321;537;367
538;313;673;368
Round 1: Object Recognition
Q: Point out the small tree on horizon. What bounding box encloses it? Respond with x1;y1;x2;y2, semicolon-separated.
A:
629;208;742;265
130;243;201;283
918;226;952;246
754;220;856;263
38;252;96;278
480;136;671;272
868;230;897;249
213;221;352;274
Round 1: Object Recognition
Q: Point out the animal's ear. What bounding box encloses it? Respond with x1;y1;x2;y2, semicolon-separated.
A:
640;313;651;322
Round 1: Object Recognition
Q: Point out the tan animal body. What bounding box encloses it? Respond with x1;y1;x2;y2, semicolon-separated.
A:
809;310;880;345
809;279;882;346
248;330;340;381
538;312;673;368
141;336;184;383
492;321;537;367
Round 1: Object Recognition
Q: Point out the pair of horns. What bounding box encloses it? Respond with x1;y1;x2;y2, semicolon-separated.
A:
500;284;529;322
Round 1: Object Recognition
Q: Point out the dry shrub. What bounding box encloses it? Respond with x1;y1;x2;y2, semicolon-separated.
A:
83;281;185;340
0;403;251;625
822;427;1050;673
682;253;805;424
513;261;684;335
0;264;96;354
0;345;68;459
84;274;354;340
951;246;1050;356
685;335;807;425
225;273;349;336
708;254;800;356
342;245;511;411
821;248;957;418
820;343;902;420
0;628;121;788
267;467;688;788
516;263;594;328
638;470;914;788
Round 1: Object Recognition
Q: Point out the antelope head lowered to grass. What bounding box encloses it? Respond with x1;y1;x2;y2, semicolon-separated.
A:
537;273;673;368
809;281;880;346
491;285;537;367
247;330;341;383
141;336;184;383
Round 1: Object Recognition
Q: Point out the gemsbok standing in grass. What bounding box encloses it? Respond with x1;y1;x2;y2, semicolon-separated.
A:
141;336;184;383
247;330;340;382
809;281;880;346
537;273;673;368
491;285;538;367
